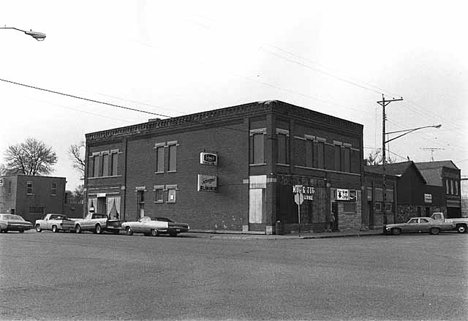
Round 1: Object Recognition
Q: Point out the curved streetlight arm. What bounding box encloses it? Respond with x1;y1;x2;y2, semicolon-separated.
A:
385;124;441;144
1;26;46;41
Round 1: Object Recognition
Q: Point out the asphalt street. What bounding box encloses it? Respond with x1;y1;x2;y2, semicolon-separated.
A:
1;230;467;320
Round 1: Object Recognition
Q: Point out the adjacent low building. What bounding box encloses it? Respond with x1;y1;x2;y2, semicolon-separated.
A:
84;100;365;234
0;175;67;223
364;161;448;225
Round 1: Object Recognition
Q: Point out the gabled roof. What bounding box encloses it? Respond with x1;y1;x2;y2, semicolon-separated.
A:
415;160;460;171
415;161;460;185
364;161;427;183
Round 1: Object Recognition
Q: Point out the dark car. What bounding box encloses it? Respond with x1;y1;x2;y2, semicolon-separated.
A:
384;217;455;235
154;217;190;237
0;214;33;233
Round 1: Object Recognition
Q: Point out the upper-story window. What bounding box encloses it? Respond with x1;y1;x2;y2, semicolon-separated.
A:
92;154;100;177
27;181;33;195
51;182;57;196
111;152;119;176
168;141;178;172
315;139;325;169
276;129;289;165
102;153;109;177
155;143;165;173
250;129;266;165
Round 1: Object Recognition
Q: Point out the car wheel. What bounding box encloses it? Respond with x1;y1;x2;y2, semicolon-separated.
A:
95;225;102;234
125;227;133;236
430;227;440;235
457;225;467;233
35;225;42;232
75;225;82;234
52;225;58;233
151;229;159;237
391;228;401;235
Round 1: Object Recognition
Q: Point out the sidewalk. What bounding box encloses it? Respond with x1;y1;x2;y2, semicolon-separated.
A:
191;229;383;240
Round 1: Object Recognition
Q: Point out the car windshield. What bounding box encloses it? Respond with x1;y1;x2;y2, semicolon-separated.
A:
155;217;173;222
0;214;25;221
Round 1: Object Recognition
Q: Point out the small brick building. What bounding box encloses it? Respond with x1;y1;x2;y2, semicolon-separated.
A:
84;100;364;234
0;175;66;223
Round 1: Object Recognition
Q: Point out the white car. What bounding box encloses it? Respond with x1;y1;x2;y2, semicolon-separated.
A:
35;213;75;233
122;216;190;237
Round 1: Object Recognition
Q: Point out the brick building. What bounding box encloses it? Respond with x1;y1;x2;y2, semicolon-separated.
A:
415;161;462;218
364;161;446;224
84;100;364;234
0;175;67;223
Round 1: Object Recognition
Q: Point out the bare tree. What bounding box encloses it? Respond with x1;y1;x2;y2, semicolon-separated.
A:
366;150;397;166
4;138;58;175
69;141;86;179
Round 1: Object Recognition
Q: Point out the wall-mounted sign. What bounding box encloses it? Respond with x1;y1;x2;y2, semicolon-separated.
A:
200;152;218;166
197;174;218;192
424;193;432;203
293;185;316;203
337;189;356;201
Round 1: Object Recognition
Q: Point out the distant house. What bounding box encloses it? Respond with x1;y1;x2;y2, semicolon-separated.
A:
415;161;462;218
364;161;445;224
0;175;66;223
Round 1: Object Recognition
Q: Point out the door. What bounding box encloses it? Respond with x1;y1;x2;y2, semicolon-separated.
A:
137;191;145;219
404;218;419;233
331;202;339;231
249;189;264;224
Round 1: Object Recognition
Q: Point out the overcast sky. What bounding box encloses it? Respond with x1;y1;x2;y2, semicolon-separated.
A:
1;0;467;191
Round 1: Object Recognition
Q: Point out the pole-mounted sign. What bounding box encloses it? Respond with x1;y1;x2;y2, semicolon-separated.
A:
292;185;316;236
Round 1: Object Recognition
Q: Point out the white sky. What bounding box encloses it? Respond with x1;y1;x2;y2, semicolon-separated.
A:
1;0;467;191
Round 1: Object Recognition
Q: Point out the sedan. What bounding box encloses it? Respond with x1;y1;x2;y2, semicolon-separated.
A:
384;217;455;235
122;216;190;237
0;214;33;233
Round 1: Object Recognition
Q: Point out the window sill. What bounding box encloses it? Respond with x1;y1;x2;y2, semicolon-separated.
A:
88;175;123;179
249;163;266;167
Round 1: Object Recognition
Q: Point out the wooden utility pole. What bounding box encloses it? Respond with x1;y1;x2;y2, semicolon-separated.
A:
377;94;403;225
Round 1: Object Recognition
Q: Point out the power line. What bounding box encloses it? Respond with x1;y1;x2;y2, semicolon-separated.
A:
0;78;170;118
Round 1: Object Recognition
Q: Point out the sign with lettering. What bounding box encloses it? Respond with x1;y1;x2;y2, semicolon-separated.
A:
337;189;357;201
424;193;432;203
197;174;218;192
200;152;218;166
293;185;316;204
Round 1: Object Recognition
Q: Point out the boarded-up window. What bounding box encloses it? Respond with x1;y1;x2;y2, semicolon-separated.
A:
250;133;265;164
156;146;165;173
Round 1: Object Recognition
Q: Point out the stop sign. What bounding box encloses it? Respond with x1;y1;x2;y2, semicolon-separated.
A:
294;191;304;205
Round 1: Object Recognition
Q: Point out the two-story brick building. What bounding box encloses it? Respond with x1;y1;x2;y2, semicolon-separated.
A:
0;175;67;223
84;100;364;234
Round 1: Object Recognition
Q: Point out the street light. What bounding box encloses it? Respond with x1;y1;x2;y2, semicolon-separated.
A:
0;26;46;41
382;122;442;225
385;124;442;144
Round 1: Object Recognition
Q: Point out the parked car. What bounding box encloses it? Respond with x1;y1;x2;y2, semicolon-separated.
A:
122;216;190;237
0;214;33;233
384;217;455;235
73;213;121;234
35;213;77;233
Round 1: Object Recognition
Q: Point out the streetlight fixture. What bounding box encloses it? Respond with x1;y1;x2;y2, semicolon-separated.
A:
385;124;442;144
0;26;46;41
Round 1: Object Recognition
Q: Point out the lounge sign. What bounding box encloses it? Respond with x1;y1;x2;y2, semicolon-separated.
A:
197;174;218;192
293;185;316;204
